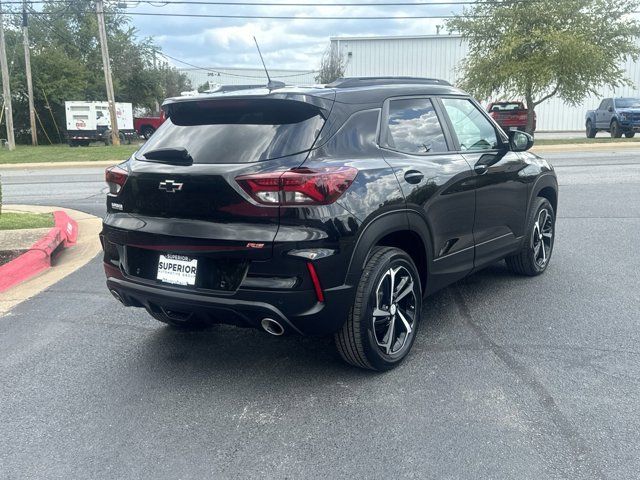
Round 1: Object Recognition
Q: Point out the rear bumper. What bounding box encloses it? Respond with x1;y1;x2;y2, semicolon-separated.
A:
67;129;137;140
619;121;640;131
105;263;355;336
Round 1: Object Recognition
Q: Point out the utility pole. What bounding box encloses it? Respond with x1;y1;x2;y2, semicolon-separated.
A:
96;0;119;145
22;0;36;145
0;0;15;150
152;49;160;114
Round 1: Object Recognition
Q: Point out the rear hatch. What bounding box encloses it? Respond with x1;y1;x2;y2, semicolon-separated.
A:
104;91;334;288
490;103;528;127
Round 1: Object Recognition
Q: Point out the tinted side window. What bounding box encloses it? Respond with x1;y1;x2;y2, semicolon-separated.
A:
442;98;499;151
385;98;448;154
598;99;608;110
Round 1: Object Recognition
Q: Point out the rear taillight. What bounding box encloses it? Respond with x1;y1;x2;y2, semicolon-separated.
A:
236;167;358;206
105;165;128;195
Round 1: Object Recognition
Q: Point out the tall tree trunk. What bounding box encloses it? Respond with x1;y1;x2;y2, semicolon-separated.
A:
526;108;536;136
525;89;535;136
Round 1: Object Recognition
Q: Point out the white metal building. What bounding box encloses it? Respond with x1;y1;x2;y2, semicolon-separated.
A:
179;67;317;90
331;35;640;131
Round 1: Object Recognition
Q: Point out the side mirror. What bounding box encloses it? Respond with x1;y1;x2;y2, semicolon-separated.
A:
509;130;534;152
608;106;614;113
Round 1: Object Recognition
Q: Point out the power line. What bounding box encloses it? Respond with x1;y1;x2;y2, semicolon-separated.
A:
98;11;472;19
158;50;316;78
26;9;85;55
0;0;547;4
120;0;529;5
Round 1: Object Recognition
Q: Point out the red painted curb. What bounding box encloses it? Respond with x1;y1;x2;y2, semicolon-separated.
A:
0;211;79;293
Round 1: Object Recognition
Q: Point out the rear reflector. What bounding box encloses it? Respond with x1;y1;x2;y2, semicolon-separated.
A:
236;167;358;205
105;165;128;195
306;262;325;303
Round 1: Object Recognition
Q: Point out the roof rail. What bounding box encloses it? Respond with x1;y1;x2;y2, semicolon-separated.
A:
326;77;452;88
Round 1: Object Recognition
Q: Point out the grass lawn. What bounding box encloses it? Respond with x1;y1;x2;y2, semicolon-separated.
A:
0;212;54;231
535;137;640;145
0;144;139;164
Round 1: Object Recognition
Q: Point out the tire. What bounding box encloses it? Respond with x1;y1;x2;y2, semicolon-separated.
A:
141;126;155;139
335;247;422;371
611;120;623;138
506;197;555;276
147;308;209;330
625;132;636;138
586;120;597;138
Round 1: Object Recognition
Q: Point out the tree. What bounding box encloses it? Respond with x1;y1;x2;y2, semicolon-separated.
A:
315;44;346;84
0;0;191;143
447;0;640;134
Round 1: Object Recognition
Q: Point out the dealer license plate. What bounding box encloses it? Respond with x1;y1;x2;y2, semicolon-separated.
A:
157;254;198;286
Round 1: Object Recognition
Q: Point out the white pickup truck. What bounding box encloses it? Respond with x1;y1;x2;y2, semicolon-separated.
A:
65;101;137;146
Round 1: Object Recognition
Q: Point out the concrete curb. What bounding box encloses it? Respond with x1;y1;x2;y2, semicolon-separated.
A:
532;142;640;153
0;205;102;315
1;144;639;168
0;211;78;292
0;160;118;170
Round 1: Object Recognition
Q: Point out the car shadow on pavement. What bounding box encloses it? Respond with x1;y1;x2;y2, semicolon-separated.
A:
130;260;525;380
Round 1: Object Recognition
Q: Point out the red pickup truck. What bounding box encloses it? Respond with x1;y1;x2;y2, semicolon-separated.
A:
134;111;166;139
487;101;536;133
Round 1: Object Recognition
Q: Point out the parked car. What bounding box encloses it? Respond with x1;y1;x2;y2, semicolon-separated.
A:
134;111;166;140
487;101;535;133
101;77;558;371
585;97;640;138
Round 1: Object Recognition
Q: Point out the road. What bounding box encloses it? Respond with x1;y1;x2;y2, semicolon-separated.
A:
1;149;639;479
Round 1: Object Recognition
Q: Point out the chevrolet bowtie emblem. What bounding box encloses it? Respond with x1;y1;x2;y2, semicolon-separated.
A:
158;180;183;193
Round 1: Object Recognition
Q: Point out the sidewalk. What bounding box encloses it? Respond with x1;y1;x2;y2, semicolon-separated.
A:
0;160;116;170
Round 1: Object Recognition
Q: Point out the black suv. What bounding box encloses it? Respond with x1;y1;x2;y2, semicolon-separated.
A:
101;77;558;371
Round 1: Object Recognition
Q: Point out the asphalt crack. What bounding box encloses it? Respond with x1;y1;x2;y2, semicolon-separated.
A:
452;286;606;480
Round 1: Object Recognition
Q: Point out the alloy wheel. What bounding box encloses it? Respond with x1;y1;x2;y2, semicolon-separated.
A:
532;208;553;268
372;266;417;355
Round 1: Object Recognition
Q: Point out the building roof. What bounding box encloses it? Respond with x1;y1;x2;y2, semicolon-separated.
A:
330;34;463;42
163;77;466;111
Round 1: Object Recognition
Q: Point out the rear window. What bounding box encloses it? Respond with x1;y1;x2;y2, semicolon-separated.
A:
490;103;524;111
137;99;327;164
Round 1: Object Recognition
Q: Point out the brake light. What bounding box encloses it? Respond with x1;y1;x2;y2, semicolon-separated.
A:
105;165;128;195
236;167;358;205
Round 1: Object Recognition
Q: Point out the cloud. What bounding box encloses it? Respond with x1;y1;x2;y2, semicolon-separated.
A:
129;2;462;70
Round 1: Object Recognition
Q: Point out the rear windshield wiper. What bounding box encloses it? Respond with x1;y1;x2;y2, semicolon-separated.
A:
142;147;193;165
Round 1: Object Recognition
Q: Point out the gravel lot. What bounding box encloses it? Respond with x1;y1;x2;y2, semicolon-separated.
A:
1;148;639;479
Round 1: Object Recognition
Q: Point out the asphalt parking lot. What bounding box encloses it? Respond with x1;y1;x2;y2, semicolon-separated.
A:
1;148;639;479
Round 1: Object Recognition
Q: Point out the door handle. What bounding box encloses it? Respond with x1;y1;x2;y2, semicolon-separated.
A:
404;170;424;184
474;164;489;175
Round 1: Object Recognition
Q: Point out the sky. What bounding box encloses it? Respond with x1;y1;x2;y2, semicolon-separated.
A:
126;1;466;72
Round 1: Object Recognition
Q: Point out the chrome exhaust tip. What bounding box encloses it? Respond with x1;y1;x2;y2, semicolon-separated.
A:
110;289;124;304
261;318;285;336
110;289;131;307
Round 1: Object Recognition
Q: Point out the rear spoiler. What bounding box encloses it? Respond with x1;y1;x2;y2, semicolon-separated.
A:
162;93;336;127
